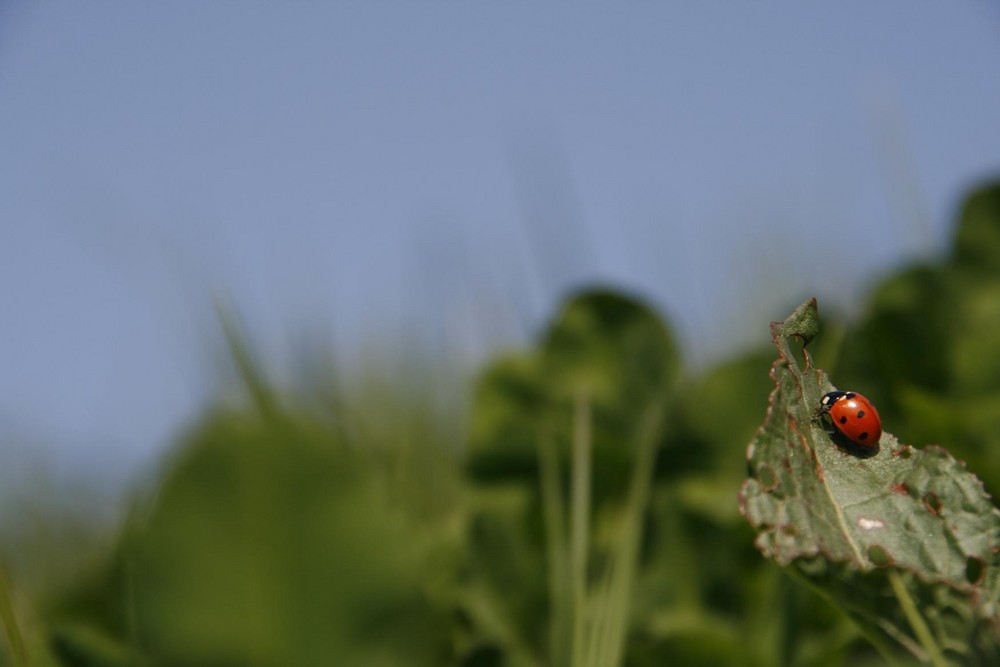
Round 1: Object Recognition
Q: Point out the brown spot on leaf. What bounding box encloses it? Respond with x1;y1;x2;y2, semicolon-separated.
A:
788;414;810;454
924;492;943;516
758;465;778;492
891;482;909;495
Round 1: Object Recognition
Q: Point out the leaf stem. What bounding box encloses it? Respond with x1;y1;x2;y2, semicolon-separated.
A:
596;401;665;667
887;569;946;667
538;431;571;666
570;390;592;667
785;567;903;667
0;564;26;667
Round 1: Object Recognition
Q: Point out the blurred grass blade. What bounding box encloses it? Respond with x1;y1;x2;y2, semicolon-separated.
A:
0;564;26;666
570;389;592;667
215;297;280;420
538;430;571;666
887;570;945;667
587;400;666;667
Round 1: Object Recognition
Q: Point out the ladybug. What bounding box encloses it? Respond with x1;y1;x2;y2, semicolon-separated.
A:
818;391;882;447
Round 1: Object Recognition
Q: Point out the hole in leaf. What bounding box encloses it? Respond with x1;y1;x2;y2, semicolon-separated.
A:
787;335;808;371
924;492;943;516
893;446;912;459
966;556;985;585
758;465;778;491
461;644;504;667
867;545;891;567
781;525;798;537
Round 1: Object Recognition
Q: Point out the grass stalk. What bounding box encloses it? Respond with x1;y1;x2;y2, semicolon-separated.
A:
888;569;946;667
597;402;665;667
0;564;26;667
538;431;571;666
216;298;280;421
570;390;592;667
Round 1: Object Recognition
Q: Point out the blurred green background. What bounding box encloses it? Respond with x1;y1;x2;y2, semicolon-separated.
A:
2;181;999;666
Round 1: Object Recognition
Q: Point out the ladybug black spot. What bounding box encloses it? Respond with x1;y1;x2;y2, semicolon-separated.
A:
839;416;847;424
857;410;865;418
859;432;869;441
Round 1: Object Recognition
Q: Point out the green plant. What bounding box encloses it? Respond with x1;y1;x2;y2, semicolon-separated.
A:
742;298;1000;666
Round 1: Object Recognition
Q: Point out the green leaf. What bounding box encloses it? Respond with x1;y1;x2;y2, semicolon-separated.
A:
120;414;452;666
540;288;679;418
466;351;544;483
46;623;143;667
740;299;1000;665
952;180;1000;272
466;287;679;499
539;288;679;501
674;348;775;479
949;281;1000;398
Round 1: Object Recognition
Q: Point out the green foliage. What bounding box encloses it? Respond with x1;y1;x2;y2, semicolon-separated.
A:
469;288;679;498
741;298;1000;665
138;419;453;665
24;331;466;667
3;180;1000;666
833;180;1000;499
465;288;680;667
0;568;25;667
953;183;1000;272
39;411;458;667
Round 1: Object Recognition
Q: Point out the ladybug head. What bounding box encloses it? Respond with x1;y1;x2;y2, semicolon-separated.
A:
820;391;847;408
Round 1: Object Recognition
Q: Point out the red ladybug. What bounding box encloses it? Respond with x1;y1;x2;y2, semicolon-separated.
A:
819;391;882;447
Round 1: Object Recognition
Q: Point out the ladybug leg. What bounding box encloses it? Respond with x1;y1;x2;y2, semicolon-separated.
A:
813;403;835;432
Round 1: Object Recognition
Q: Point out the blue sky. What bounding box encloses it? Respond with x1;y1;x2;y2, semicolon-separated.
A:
2;2;1000;492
